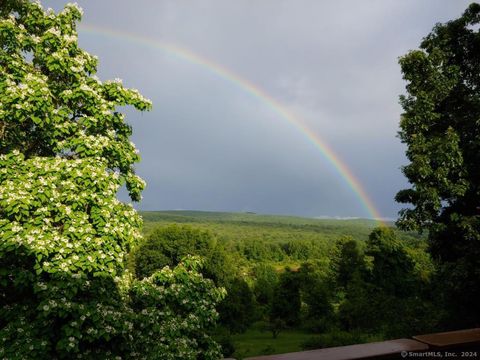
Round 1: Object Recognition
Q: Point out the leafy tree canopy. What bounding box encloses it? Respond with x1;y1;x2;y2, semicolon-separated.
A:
217;278;255;333
0;0;150;199
396;3;480;326
270;268;301;327
133;224;235;286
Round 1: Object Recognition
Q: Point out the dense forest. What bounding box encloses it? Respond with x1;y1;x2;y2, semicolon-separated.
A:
133;211;433;358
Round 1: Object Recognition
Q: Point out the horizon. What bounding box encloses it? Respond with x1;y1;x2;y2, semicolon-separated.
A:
138;208;397;223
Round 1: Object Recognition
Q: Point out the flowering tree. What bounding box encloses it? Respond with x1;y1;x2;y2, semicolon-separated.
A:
0;1;224;359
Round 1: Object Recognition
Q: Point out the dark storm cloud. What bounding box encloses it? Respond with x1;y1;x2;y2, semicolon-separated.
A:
43;0;474;218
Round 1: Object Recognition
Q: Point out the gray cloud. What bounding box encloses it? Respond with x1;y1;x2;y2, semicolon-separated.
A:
43;0;474;218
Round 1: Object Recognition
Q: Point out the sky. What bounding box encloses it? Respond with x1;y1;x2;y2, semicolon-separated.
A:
43;0;475;219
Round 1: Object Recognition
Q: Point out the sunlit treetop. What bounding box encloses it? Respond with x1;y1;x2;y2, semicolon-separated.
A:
396;3;480;231
0;3;224;358
0;0;151;201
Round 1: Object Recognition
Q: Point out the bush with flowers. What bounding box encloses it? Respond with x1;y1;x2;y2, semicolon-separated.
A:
0;1;224;358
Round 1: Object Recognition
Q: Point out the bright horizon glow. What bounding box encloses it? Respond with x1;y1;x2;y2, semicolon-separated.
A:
79;24;385;224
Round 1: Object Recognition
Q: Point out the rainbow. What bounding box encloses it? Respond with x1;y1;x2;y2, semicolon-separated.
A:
78;24;384;222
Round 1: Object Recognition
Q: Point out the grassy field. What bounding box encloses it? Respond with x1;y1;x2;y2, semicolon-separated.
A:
230;324;313;359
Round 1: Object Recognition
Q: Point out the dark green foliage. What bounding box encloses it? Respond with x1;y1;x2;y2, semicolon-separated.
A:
331;237;365;290
332;237;372;331
236;239;286;262
338;275;374;331
396;3;480;328
270;268;301;327
281;240;321;261
214;330;235;357
218;278;255;333
232;238;330;263
338;227;437;337
134;224;214;275
133;224;235;285
252;263;279;317
365;227;417;297
297;262;335;332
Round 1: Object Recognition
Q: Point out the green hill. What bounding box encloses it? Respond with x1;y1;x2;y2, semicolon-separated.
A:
139;211;423;267
140;210;382;241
